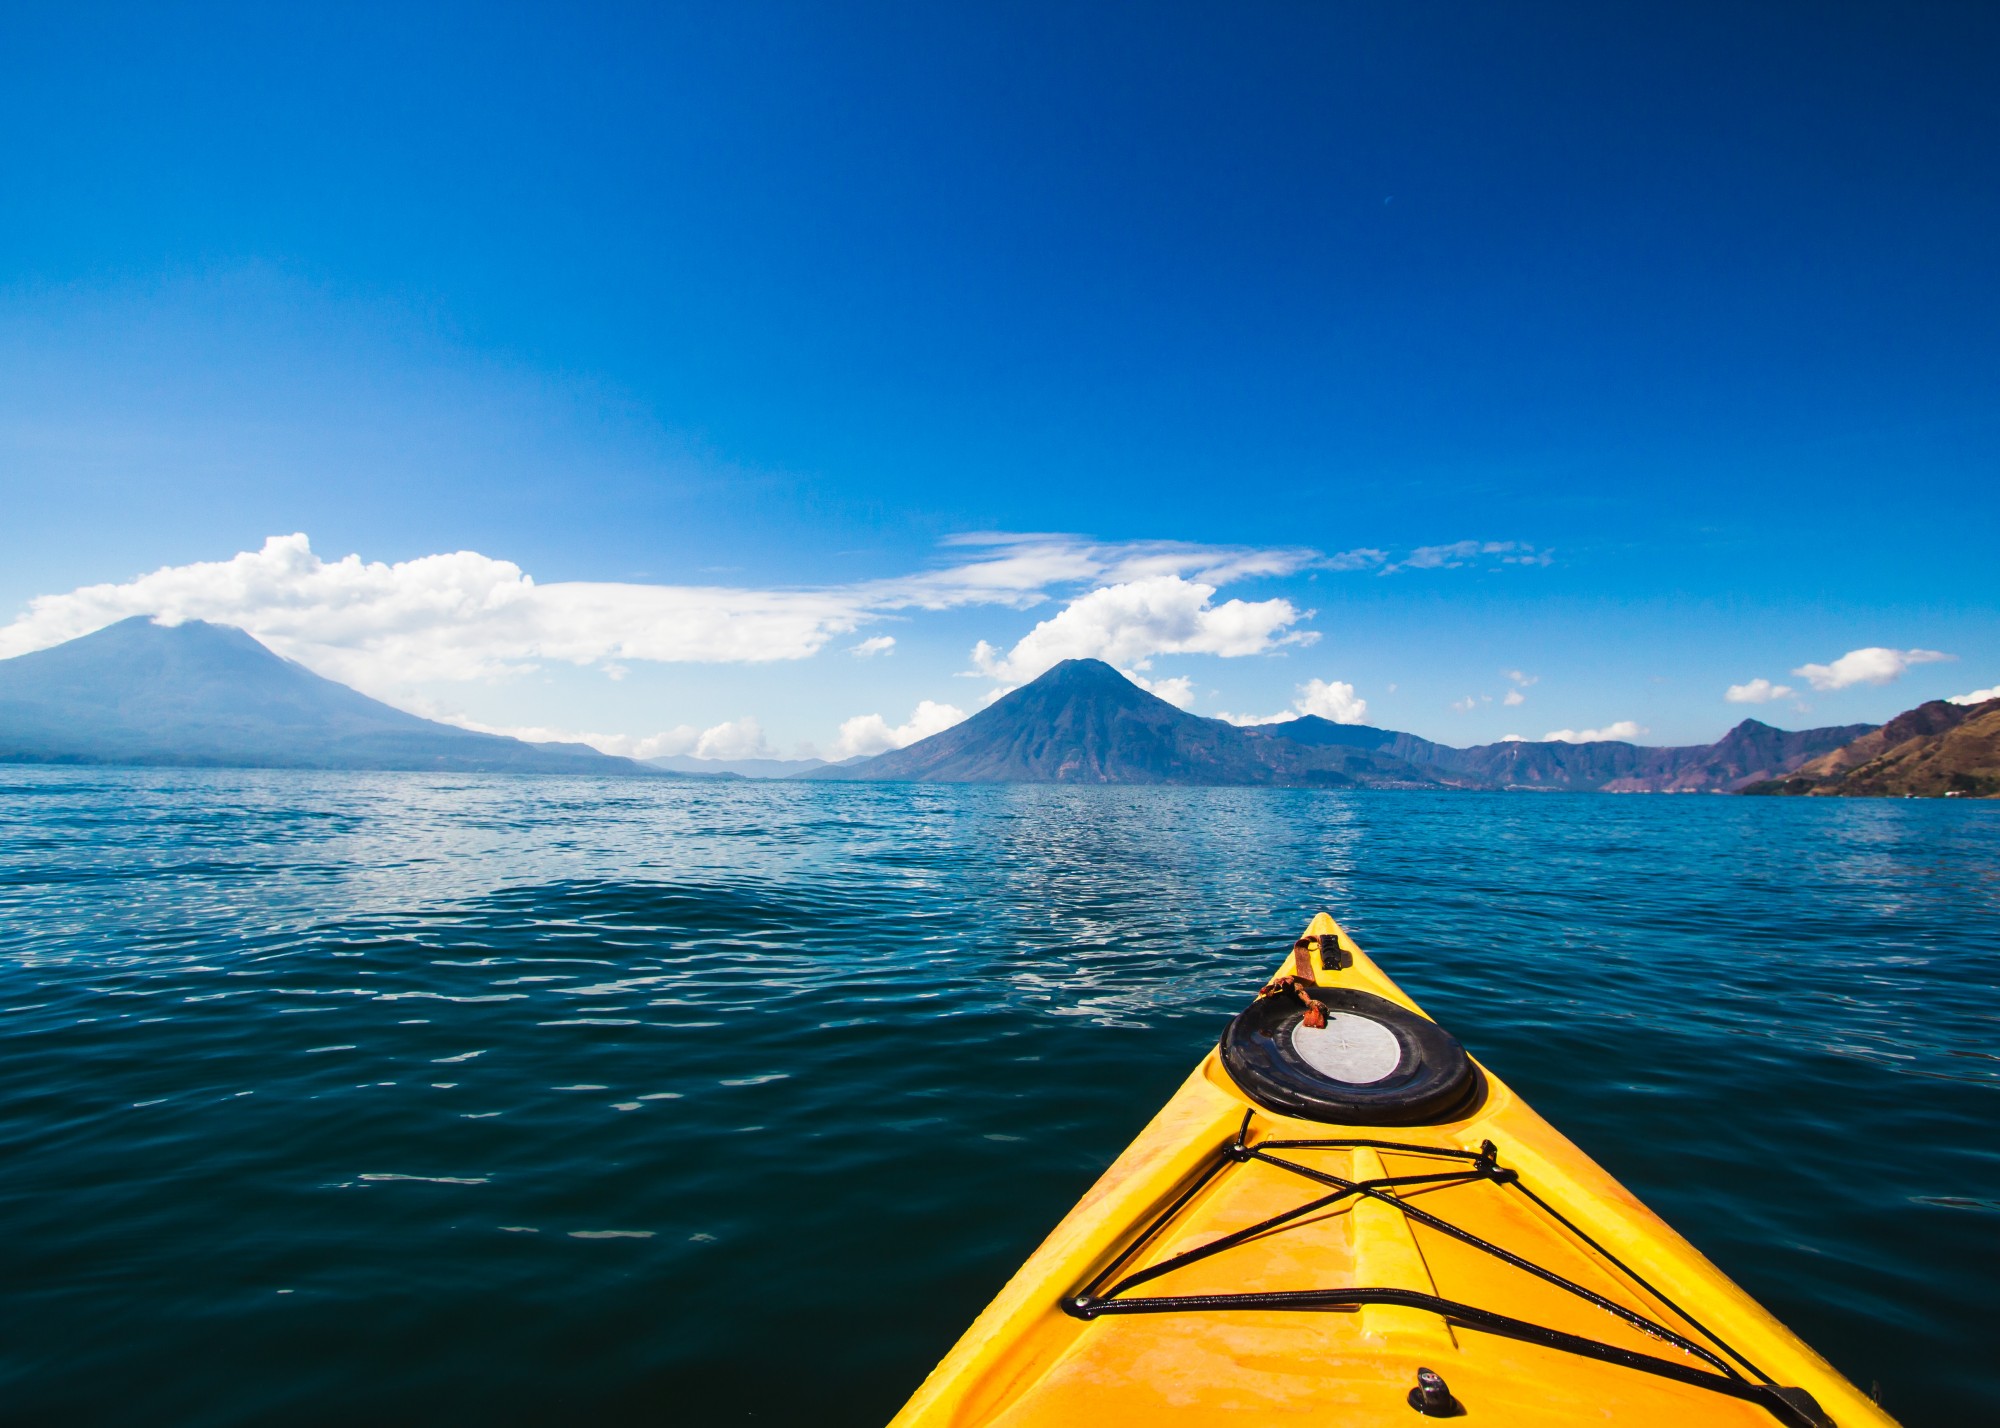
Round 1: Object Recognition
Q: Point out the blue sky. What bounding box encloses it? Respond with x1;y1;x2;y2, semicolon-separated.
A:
3;3;1995;757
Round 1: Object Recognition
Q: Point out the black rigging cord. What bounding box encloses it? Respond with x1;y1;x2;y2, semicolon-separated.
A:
1060;1111;1833;1428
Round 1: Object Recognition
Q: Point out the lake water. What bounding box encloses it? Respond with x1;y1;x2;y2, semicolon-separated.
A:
1;770;1995;1426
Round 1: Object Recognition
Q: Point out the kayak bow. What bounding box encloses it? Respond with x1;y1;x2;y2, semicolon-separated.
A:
892;914;1895;1427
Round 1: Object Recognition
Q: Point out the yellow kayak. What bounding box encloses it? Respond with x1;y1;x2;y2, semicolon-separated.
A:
892;913;1896;1428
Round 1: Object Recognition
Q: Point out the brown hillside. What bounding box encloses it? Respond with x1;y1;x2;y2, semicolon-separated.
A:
1786;699;1976;781
1825;701;2000;797
1744;698;2000;798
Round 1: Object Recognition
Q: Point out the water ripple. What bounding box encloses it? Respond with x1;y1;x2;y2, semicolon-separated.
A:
0;770;1994;1425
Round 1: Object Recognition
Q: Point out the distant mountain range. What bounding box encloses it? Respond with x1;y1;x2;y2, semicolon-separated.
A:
0;622;1912;792
0;617;661;775
812;659;1874;792
808;658;1438;787
1241;712;1873;792
1744;697;2000;798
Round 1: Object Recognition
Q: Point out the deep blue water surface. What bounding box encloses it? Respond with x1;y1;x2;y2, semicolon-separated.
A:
1;771;1995;1426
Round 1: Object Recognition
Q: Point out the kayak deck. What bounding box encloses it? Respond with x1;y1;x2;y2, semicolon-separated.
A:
892;914;1894;1427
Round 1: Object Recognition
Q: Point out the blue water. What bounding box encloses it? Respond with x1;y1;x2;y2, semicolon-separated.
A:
1;771;1995;1426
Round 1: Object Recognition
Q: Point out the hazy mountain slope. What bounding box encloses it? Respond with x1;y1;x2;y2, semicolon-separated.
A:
1453;738;1648;789
1253;713;1870;792
1250;716;1659;789
812;660;1444;787
1602;719;1876;792
0;617;658;775
1240;716;1455;767
1744;698;2000;797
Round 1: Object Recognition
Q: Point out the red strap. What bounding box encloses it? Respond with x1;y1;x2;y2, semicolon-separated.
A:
1258;973;1330;1029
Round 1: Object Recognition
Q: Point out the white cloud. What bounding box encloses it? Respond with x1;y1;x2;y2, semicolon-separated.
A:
1503;689;1525;706
0;529;1568;756
438;714;787;762
1725;677;1795;704
0;531;1320;702
0;534;865;698
692;717;775;761
832;700;967;759
1504;670;1538;687
1218;676;1367;727
1949;686;2000;706
1127;672;1197;709
1295;678;1367;723
968;574;1312;685
890;533;1319;610
1792;647;1954;692
1323;548;1388;572
1499;734;1526;742
0;529;1559;712
1389;541;1552;573
437;717;655;756
1543;721;1645;743
1451;695;1477;713
620;727;701;759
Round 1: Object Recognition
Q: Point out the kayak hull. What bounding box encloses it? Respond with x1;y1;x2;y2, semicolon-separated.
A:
892;914;1896;1427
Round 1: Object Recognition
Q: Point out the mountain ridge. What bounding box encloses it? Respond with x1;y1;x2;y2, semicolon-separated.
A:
0;617;663;775
809;660;1445;787
816;660;1873;791
1743;698;2000;798
0;624;1896;790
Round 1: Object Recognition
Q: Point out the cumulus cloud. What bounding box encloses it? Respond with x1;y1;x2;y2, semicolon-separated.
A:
441;714;784;762
0;529;1557;745
1504;670;1538;687
1949;685;2000;706
1218;676;1367;728
0;534;867;698
1503;690;1525;707
1127;672;1197;709
1725;678;1795;704
1296;678;1367;723
1450;695;1478;713
832;700;967;759
0;531;1323;701
692;717;776;760
968;574;1312;685
1792;647;1954;692
441;717;691;759
1543;721;1645;743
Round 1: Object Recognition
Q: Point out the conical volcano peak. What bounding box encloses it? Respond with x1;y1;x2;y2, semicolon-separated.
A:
101;615;261;645
812;655;1444;787
1017;658;1152;692
0;617;655;775
1020;658;1137;690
